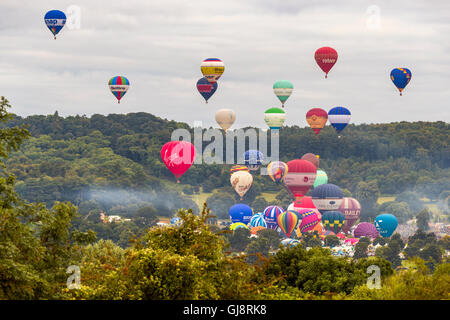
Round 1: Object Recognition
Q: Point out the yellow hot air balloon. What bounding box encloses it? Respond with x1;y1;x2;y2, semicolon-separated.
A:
230;170;253;200
201;58;225;83
215;109;236;131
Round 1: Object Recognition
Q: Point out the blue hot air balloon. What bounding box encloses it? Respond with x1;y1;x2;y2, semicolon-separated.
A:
196;77;217;103
328;107;351;134
229;204;253;224
374;214;398;237
44;10;67;39
243;150;264;171
311;183;344;214
390;68;412;96
263;205;284;230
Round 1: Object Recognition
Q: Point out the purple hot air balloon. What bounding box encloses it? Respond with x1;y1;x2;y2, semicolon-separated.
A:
353;222;379;239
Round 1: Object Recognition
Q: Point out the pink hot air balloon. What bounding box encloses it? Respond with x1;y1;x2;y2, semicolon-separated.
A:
297;209;319;233
353;222;379;239
161;141;196;183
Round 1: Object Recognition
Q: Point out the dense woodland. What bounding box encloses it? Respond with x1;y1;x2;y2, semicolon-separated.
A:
0;97;449;300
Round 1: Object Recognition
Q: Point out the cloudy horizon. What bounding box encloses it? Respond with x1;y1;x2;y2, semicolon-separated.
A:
1;0;449;129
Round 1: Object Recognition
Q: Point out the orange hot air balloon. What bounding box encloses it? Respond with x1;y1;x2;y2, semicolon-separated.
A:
306;108;328;134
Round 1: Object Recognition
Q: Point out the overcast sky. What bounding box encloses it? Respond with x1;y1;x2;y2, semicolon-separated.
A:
1;0;449;129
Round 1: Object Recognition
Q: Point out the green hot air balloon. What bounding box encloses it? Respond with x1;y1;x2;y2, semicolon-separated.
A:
273;80;293;107
264;107;286;130
313;169;328;188
322;211;345;234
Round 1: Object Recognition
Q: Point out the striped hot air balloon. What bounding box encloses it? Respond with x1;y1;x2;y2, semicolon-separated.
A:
263;206;284;230
201;58;225;83
277;210;299;238
249;213;268;228
339;197;361;233
328;107;351;134
273;80;293;107
313;169;328;188
264;107;286;130
322;211;346;234
230;165;249;175
230;222;249;231
108;76;130;103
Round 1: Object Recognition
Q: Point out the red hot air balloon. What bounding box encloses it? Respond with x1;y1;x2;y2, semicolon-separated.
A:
306;108;328;135
161;141;196;183
314;47;338;78
284;159;317;202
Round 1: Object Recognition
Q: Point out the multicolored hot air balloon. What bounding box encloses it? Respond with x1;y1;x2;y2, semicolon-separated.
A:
339;197;361;233
328;107;351;134
230;165;249;175
249;213;268;228
375;214;398;238
263;206;284;230
311;183;344;213
314;47;338;78
390;68;412;96
108;76;130;103
264;107;286;130
353;222;379;239
243;150;264;171
281;238;300;247
229;204;253;224
297;209;319;233
267;161;288;184
44;10;66;39
277;210;299;238
230;222;249;231
215;109;236;131
313;169;328;188
273;80;294;107
284;159;317;201
197;77;217;103
230;170;253;200
306;108;328;135
322;211;346;234
301;153;320;169
201;58;225;83
160;141;196;183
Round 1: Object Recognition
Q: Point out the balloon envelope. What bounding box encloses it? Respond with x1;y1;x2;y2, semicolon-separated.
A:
230;165;249;175
197;77;217;103
249;213;268;228
306;108;328;134
313;169;328;188
297;209;319;233
160;141;196;181
284;159;317;199
314;47;338;78
44;10;66;38
229;204;253;224
273;80;294;106
277;210;299;238
230;222;249;231
375;214;398;237
390;68;412;95
353;222;379;239
230;171;253;199
301;153;320;168
264;107;286;130
328;107;351;134
339;197;362;233
263;206;284;230
215;109;236;131
322;211;346;234
311;184;344;213
243;150;264;171
109;76;130;103
201;58;225;83
267;161;288;183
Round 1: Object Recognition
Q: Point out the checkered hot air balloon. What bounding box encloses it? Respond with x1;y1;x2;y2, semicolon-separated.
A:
297;209;319;233
108;76;130;103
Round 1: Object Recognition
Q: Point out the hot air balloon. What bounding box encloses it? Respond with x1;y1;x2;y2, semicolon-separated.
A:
273;80;294;107
243;150;263;171
250;226;266;235
328;107;351;135
353;222;379;239
281;238;300;247
277;210;299;238
297;209;319;233
267;161;288;184
230;165;249;175
161;141;196;183
311;183;344;213
390;68;412;96
196;77;217;103
306;108;328;134
108;76;130;103
230;170;253;200
263;205;284;230
215;109;236;131
288;196;321;220
264;107;286;130
249;213;268;228
375;214;398;238
44;10;66;39
229;204;253;224
322;211;346;234
170;217;182;225
284;159;317;201
301;153;320;168
313;169;328;188
201;58;225;83
314;47;338;78
339;197;361;233
230;222;249;231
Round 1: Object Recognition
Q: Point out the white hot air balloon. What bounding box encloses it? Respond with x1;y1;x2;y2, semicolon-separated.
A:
230;170;253;200
215;109;236;131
